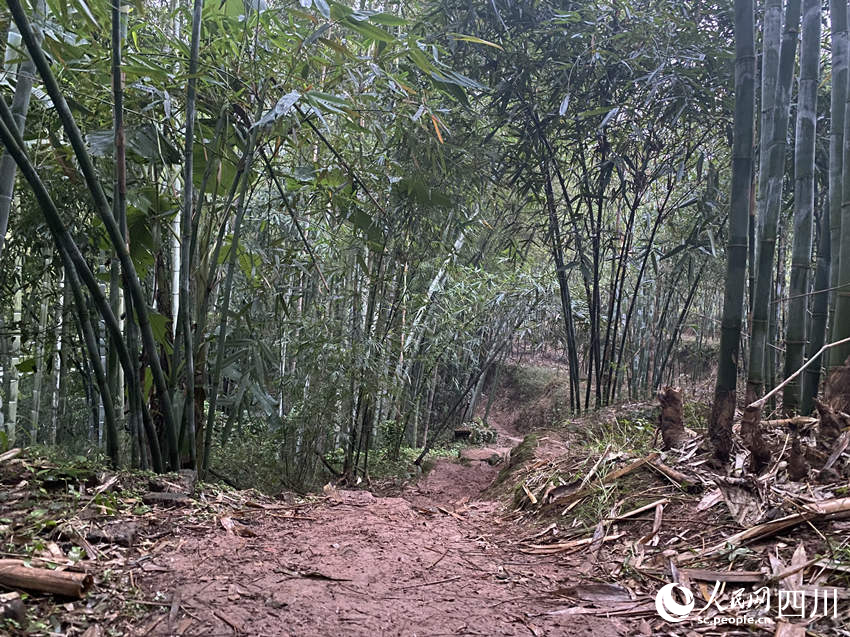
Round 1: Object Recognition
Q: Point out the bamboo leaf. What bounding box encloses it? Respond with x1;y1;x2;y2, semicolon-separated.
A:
252;90;300;131
448;33;503;50
313;0;330;19
343;17;395;43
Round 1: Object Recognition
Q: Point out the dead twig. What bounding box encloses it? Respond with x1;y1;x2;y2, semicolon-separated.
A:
398;575;462;590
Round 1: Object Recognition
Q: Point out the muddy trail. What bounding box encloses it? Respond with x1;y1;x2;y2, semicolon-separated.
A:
133;417;632;636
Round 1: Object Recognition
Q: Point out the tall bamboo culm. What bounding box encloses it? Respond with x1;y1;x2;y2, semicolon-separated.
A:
748;0;802;400
835;0;850;366
783;0;820;412
709;0;755;462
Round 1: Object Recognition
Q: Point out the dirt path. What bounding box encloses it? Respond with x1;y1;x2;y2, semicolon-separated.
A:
135;419;632;636
136;474;630;636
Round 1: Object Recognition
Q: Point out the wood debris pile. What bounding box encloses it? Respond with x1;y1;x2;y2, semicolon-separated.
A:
505;381;850;634
0;449;304;633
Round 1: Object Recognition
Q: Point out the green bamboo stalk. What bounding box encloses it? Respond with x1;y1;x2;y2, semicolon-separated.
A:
0;0;42;261
709;0;755;462
0;97;159;470
0;105;120;462
109;0;128;443
801;207;831;413
829;0;849;347
176;0;204;470
783;0;820;412
30;249;52;444
49;269;65;445
748;0;802;399
6;254;23;444
835;0;850;366
752;0;783;305
65;262;120;466
200;127;260;478
7;0;179;468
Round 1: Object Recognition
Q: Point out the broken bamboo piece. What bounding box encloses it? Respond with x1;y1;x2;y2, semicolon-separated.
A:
647;460;699;492
608;498;669;521
0;448;21;463
680;496;850;562
740;337;850;473
823;430;850;471
550;453;660;513
763;416;818;427
0;559;92;598
521;483;538;505
520;532;625;555
750;337;850;413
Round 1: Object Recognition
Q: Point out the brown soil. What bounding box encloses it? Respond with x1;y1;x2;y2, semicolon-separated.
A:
133;463;633;637
132;381;633;637
134;487;631;636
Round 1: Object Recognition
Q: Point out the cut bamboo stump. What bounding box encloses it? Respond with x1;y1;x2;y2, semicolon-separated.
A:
0;560;92;598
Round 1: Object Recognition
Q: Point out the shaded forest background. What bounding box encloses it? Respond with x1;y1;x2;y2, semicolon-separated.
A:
0;0;846;491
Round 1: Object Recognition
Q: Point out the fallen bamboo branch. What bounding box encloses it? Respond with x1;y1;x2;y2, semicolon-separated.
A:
0;448;21;463
647;460;699;491
522;483;538;505
638;567;765;583
766;556;820;586
579;444;610;489
603;453;659;483
679;568;764;583
608;498;669;522
823;430;850;471
552;453;660;508
0;560;92;598
680;496;850;562
520;532;625;555
647;502;664;543
763;416;818;428
750;336;850;411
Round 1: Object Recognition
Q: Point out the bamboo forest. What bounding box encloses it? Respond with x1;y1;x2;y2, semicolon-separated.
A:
0;0;850;634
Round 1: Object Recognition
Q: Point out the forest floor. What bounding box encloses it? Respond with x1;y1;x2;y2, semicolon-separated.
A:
130;425;633;636
3;362;850;636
